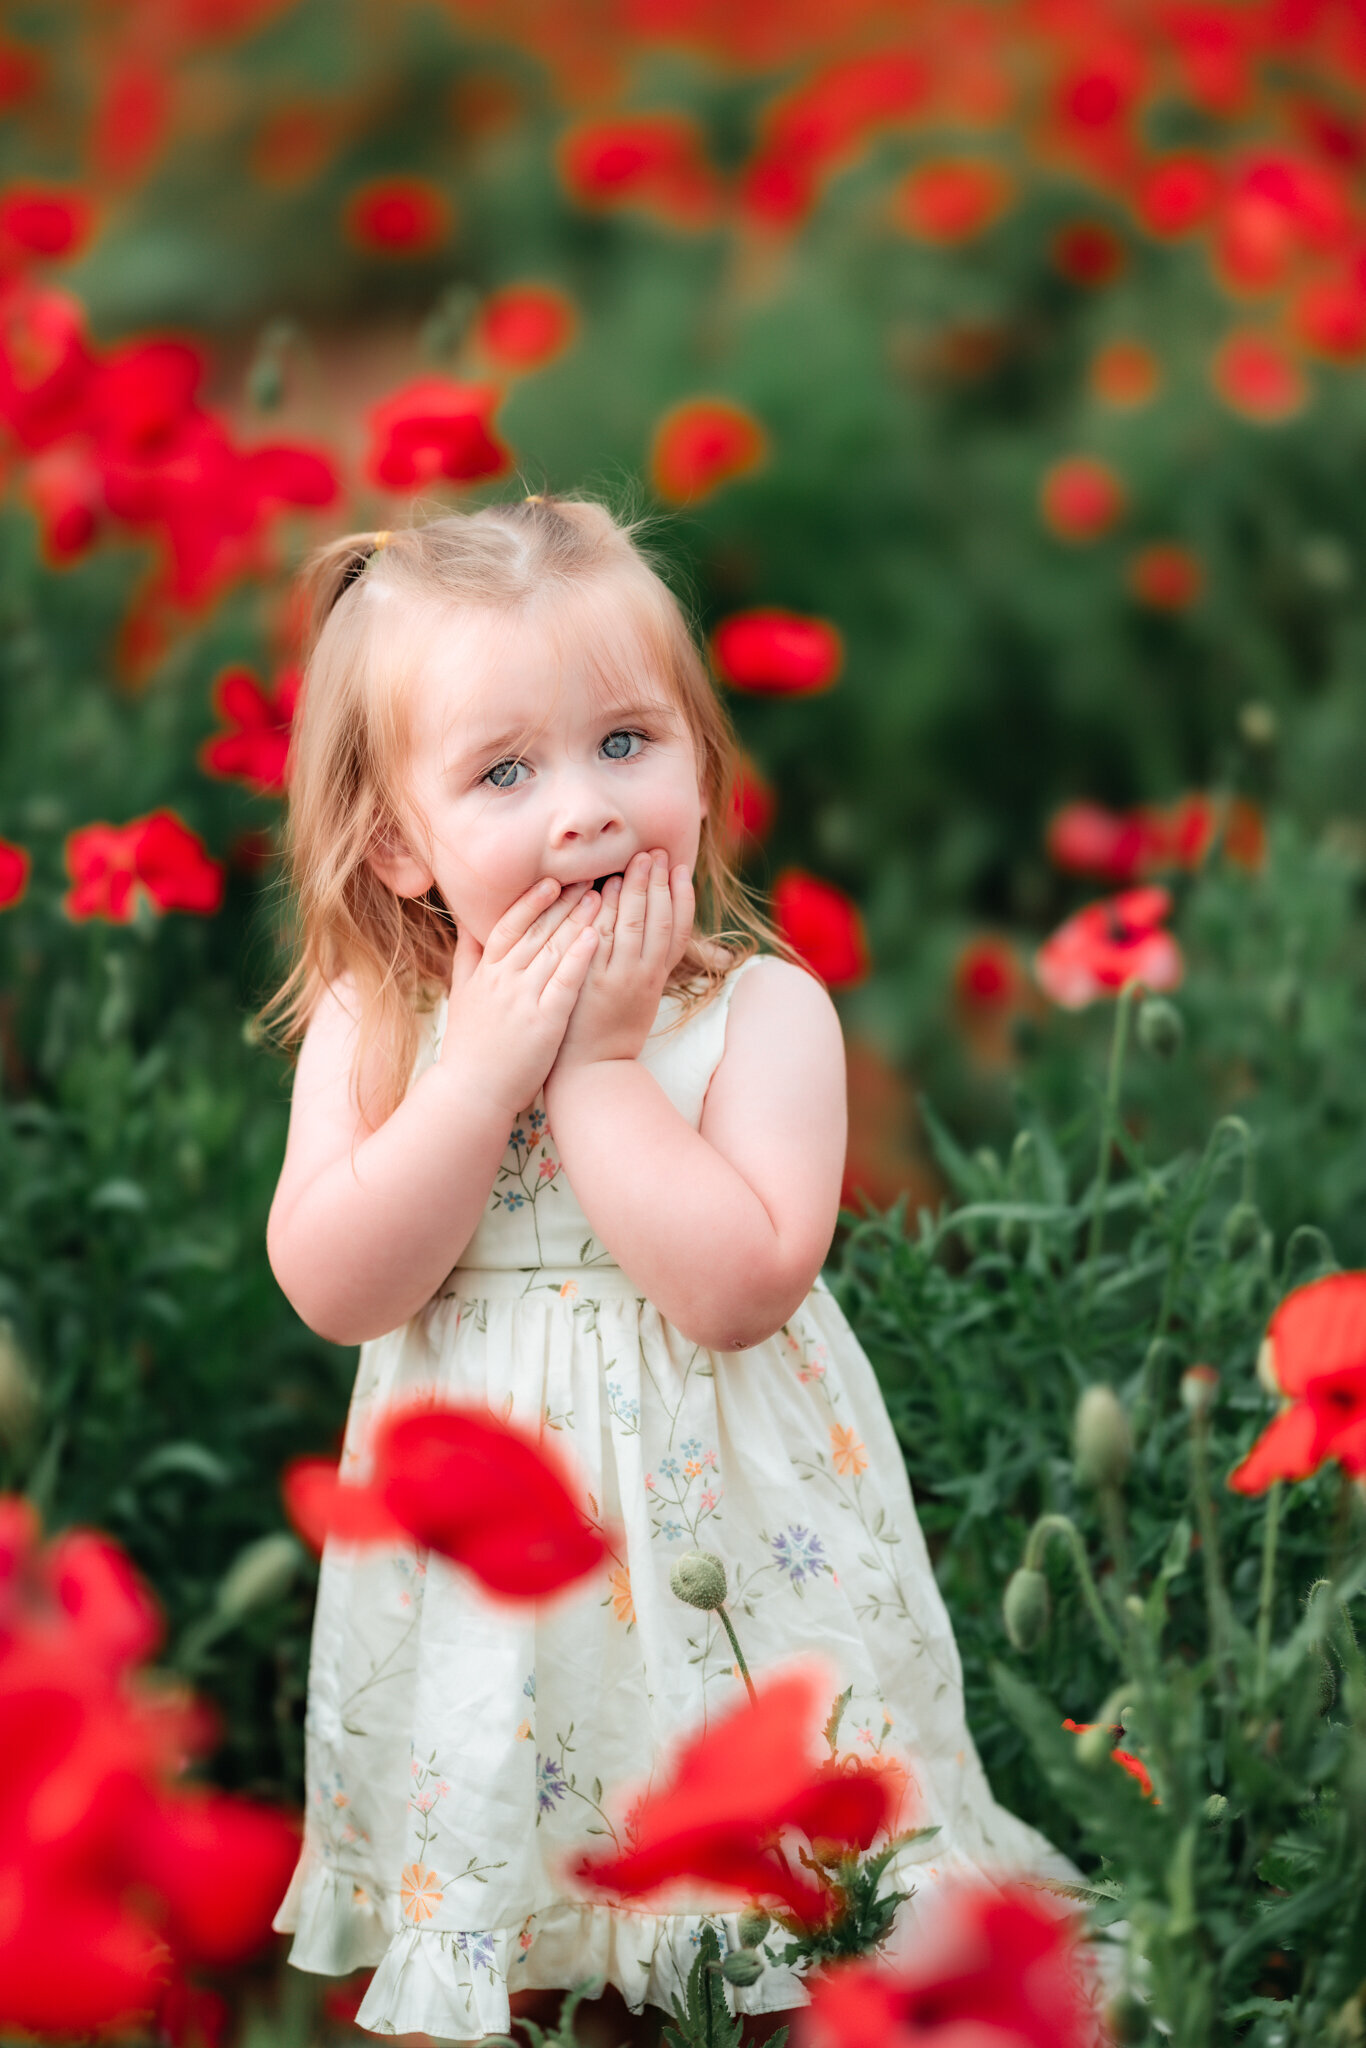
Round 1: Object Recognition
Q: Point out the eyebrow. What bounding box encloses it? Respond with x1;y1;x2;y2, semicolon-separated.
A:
451;701;675;767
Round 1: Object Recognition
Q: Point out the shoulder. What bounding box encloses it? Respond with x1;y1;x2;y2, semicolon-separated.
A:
725;952;843;1051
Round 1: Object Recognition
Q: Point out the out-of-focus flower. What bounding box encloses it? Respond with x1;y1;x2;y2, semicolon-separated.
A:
558;115;720;230
0;184;94;264
711;609;843;694
723;756;776;857
795;1880;1101;2048
773;870;870;989
740;55;931;233
573;1665;895;1923
1230;1273;1366;1493
343;176;453;256
1211;331;1308;422
650;398;766;503
0;838;29;908
1293;272;1366;361
1052;220;1126;286
1040;456;1126;542
283;1401;609;1599
89;60;172;185
1214;154;1351;297
893;158;1013;244
1127;542;1204;610
1062;1719;1158;1801
1089;339;1162;407
953;934;1026;1013
0;41;43;115
1035;885;1182;1008
1047;793;1263;880
199;665;300;793
249;105;342;191
25;441;103;562
475;285;576;371
1133;152;1221;237
365;377;510;490
64;811;225;922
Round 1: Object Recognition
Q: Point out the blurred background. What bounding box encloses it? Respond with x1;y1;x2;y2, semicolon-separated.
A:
3;0;1366;1990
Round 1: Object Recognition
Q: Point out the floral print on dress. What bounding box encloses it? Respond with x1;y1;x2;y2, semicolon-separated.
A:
644;1443;722;1546
488;1104;568;1263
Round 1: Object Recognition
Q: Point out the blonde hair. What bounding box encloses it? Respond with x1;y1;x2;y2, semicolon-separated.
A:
259;490;806;1124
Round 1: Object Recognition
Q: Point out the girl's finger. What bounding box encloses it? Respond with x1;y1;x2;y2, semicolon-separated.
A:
539;923;599;1017
640;851;674;971
482;877;565;964
502;880;593;964
531;889;600;987
614;851;651;955
667;865;695;972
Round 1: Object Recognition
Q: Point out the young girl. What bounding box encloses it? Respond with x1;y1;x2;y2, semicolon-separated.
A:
265;496;1086;2043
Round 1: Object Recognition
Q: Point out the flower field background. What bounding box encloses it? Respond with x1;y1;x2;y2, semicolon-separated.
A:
4;3;1366;2044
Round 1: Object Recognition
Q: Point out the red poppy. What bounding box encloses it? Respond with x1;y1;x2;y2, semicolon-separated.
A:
1053;220;1127;287
475;285;576;371
711;609;843;695
1166;7;1257;117
0;184;94;263
90;60;172;184
1293;272;1366;361
249;104;342;191
1211;331;1308;422
1089;339;1162;407
365;377;510;491
1061;1720;1158;1801
650;399;766;504
723;756;776;856
282;1401;608;1599
1134;153;1221;238
0;41;42;114
796;1881;1100;2048
894;159;1013;244
1034;886;1182;1009
739;55;931;233
343;176;453;256
953;935;1024;1012
1040;457;1126;542
573;1665;895;1923
1215;155;1351;298
1127;542;1204;610
558;116;720;230
200;665;299;792
1046;801;1166;883
0;838;28;908
64;811;225;922
1229;1273;1366;1493
26;441;103;562
773;870;870;989
0;277;98;451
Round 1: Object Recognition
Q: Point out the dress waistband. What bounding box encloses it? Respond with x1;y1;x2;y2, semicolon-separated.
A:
442;1264;645;1303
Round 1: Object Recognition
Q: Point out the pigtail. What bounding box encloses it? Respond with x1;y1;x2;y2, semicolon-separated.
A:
296;530;395;656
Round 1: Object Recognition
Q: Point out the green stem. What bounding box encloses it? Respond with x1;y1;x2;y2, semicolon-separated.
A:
1255;1481;1282;1702
718;1603;759;1706
1084;980;1139;1309
1026;1513;1124;1662
1190;1412;1237;1714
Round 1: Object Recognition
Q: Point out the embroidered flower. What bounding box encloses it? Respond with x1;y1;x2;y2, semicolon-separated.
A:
515;1719;532;1741
509;1126;525;1146
456;1930;497;1969
799;1362;827;1384
771;1525;828;1585
608;1563;635;1624
659;1518;684;1541
331;1790;349;1807
411;1790;435;1813
519;1924;534;1950
682;1436;702;1459
400;1862;443;1923
523;1673;536;1699
538;1157;558;1179
501;1191;526;1211
684;1458;702;1478
644;1472;655;1491
559;1280;579;1300
702;1448;718;1470
830;1425;868;1477
536;1753;568;1814
659;1455;680;1479
699;1490;717;1512
528;1108;546;1131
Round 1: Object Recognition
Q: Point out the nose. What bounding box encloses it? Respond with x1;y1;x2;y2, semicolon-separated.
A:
545;761;627;859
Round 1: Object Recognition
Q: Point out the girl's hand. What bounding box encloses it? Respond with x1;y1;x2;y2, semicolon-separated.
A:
439;878;602;1119
547;850;695;1077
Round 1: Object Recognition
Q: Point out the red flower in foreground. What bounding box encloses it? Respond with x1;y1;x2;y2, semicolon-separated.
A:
0;1498;298;2036
650;398;766;503
199;664;299;792
773;870;870;989
1212;332;1307;422
796;1881;1101;2048
365;377;510;491
0;184;94;263
573;1666;895;1923
1294;274;1366;362
894;158;1013;244
711;609;843;695
1062;1720;1158;1801
1040;456;1126;542
343;176;453;255
1230;1273;1366;1493
65;811;225;922
475;285;577;371
283;1402;608;1599
1035;886;1182;1009
0;836;30;907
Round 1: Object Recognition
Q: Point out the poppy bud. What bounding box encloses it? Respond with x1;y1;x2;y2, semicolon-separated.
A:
1074;1386;1133;1490
1203;1793;1228;1825
1314;1649;1337;1715
216;1532;303;1622
1238;700;1277;749
1256;1336;1280;1395
247;353;284;411
737;1907;772;1948
809;1837;847;1868
722;1950;766;1986
1222;1202;1262;1258
1003;1566;1051;1651
1180;1364;1219;1419
1137;996;1184;1060
1077;1721;1114;1769
670;1550;728;1610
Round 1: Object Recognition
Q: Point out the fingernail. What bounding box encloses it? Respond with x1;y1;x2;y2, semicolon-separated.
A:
653;851;667;871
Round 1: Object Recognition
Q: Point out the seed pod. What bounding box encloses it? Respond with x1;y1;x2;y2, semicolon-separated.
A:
1003;1567;1051;1652
669;1551;728;1611
1256;1337;1280;1396
1314;1648;1337;1715
1137;996;1184;1060
737;1907;771;1949
216;1532;302;1623
1203;1793;1228;1826
1180;1365;1220;1419
1074;1386;1133;1490
1077;1721;1114;1770
721;1950;766;1987
1222;1202;1262;1259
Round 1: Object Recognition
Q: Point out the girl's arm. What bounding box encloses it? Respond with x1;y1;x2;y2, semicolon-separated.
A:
541;958;847;1351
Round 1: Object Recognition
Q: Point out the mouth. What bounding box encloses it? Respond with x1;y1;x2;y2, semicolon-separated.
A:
588;871;624;893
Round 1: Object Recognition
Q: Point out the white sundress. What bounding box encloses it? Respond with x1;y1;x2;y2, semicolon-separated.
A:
274;954;1090;2042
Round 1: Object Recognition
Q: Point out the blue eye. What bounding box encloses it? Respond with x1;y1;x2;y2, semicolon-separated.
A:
481;730;646;789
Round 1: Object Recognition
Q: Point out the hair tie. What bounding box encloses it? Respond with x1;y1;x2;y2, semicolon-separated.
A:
373;530;392;549
524;494;545;505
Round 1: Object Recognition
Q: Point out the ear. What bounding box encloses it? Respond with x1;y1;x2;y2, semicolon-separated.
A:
364;817;435;899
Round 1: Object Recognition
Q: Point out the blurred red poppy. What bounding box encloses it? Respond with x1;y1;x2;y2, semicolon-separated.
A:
711;609;843;694
796;1881;1100;2048
573;1665;895;1923
740;54;932;233
1134;153;1221;238
65;811;225;922
0;184;94;263
1215;155;1351;297
650;398;766;503
1053;220;1127;286
0;278;97;450
953;934;1025;1012
1034;885;1182;1008
1047;801;1167;883
558;115;720;230
343;176;453;256
1089;339;1162;407
773;870;870;988
894;159;1013;244
1127;542;1204;610
26;441;103;562
723;756;776;857
475;285;576;371
90;60;172;184
1230;1273;1366;1493
283;1401;609;1600
365;377;510;490
1040;457;1126;542
1211;331;1308;421
200;665;299;792
1293;272;1366;361
0;837;29;908
0;41;42;113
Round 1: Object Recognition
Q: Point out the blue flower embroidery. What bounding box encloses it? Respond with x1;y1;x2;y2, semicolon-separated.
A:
502;1191;526;1211
536;1753;568;1814
659;1518;684;1542
523;1672;536;1700
658;1455;680;1479
681;1436;702;1460
772;1525;827;1585
509;1126;525;1146
528;1108;546;1131
607;1380;640;1426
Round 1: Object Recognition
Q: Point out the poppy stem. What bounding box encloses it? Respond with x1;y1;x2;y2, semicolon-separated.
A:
1084;978;1139;1310
1189;1403;1237;1715
1255;1480;1282;1701
718;1603;759;1706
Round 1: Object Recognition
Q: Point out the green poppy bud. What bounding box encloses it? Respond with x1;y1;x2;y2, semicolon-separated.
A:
1203;1793;1228;1826
670;1551;728;1611
737;1907;771;1949
1179;1365;1219;1419
1074;1386;1132;1490
215;1532;302;1623
721;1950;766;1987
1238;700;1277;749
1003;1567;1051;1652
1137;997;1184;1061
1077;1721;1114;1769
1222;1202;1262;1259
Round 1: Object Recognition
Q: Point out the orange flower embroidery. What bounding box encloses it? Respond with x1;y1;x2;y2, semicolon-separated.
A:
400;1862;442;1923
515;1717;532;1741
830;1425;868;1477
559;1280;579;1300
608;1563;635;1624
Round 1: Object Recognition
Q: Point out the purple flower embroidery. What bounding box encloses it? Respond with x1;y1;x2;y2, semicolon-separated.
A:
772;1525;828;1586
536;1752;567;1814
